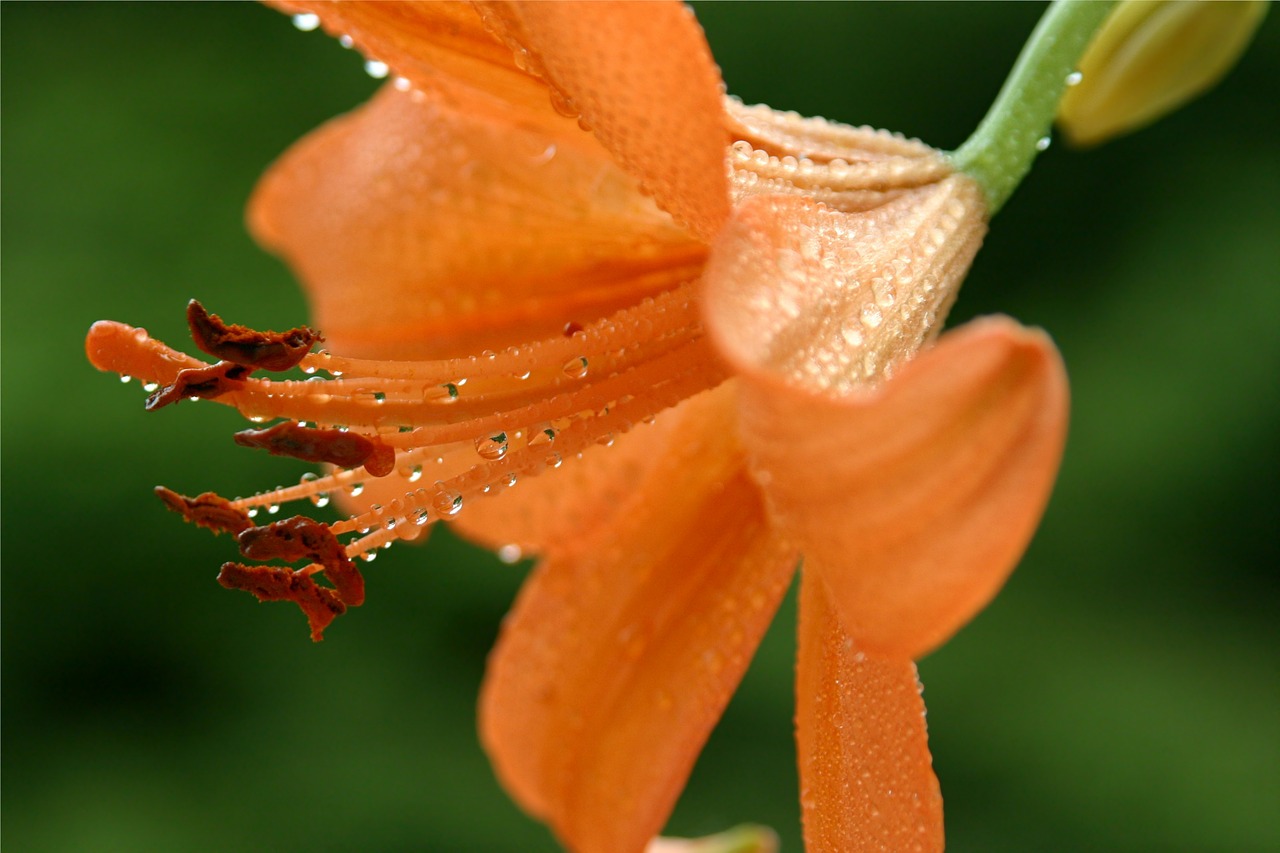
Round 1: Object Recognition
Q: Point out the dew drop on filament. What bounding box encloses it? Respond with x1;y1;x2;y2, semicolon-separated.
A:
474;432;509;461
431;485;463;517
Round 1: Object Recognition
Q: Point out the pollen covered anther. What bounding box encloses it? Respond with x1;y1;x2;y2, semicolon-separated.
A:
216;562;345;642
186;299;321;372
237;515;365;606
155;486;254;535
234;422;396;477
145;361;251;410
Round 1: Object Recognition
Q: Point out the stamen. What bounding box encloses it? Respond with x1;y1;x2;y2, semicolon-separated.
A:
233;422;396;477
155;487;253;535
145;361;251;410
217;562;345;642
237;516;364;606
88;282;726;639
187;300;321;371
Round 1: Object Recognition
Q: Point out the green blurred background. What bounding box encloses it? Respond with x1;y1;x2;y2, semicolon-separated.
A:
3;3;1277;851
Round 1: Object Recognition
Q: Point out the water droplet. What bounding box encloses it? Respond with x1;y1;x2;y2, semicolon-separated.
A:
384;515;398;531
247;507;259;519
338;34;354;49
119;375;132;384
1035;135;1052;152
528;425;557;447
504;473;518;488
474;432;508;461
302;365;317;375
292;12;319;31
373;391;386;404
392;76;411;92
860;303;883;329
548;88;577;118
267;503;280;515
496;544;523;564
544;452;562;469
406;464;423;483
364;59;389;79
1065;70;1083;86
310;492;330;508
439;382;459;402
562;357;589;379
348;482;365;497
248;415;268;424
596;433;615;448
431;485;463;517
142;382;159;393
360;550;377;563
412;507;430;526
872;278;897;308
841;321;864;347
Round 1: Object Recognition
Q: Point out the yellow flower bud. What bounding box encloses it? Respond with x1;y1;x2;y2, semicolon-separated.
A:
1058;0;1268;146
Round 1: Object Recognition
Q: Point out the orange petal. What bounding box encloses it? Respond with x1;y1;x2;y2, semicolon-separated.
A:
479;386;798;853
267;1;549;115
249;83;704;360
479;1;730;241
795;570;942;853
738;317;1068;660
702;180;987;395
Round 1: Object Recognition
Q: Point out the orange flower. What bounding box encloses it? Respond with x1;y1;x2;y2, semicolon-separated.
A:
85;3;1069;851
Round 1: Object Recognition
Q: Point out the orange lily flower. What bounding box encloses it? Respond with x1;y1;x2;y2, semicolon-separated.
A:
85;3;1069;851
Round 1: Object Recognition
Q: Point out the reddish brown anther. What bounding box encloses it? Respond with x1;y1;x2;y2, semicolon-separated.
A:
155;486;254;535
145;361;251;411
187;299;321;372
237;516;365;606
217;562;345;642
233;422;396;477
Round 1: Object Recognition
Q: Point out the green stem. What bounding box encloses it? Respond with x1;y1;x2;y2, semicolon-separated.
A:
950;0;1117;215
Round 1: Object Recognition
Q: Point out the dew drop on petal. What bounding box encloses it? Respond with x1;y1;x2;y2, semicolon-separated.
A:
292;12;319;31
496;544;523;564
562;357;589;379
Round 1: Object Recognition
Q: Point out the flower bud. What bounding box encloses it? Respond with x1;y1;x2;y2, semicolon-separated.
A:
1058;0;1268;146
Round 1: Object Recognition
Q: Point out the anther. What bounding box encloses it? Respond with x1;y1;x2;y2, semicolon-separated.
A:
217;562;345;642
237;516;364;606
187;299;321;372
233;422;396;477
155;486;254;535
145;361;251;410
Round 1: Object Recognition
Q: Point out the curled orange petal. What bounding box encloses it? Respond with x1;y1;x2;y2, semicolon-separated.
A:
739;317;1069;660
